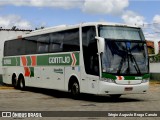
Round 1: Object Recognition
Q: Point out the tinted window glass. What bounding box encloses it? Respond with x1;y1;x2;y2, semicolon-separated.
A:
49;32;63;52
63;28;80;52
82;26;99;76
4;28;80;56
36;34;49;53
23;37;37;55
4;40;26;56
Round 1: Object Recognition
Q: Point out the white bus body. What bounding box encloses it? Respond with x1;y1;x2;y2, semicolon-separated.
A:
2;22;149;98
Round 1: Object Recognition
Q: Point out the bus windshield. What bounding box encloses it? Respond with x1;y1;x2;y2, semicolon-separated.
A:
99;26;145;40
99;26;148;75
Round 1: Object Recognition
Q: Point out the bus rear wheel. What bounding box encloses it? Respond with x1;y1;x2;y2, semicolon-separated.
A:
12;74;17;88
17;75;25;90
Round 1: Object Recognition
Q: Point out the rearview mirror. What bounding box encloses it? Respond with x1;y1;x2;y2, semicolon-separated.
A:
95;36;105;53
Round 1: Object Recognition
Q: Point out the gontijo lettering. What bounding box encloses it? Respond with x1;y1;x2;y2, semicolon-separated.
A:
49;56;70;64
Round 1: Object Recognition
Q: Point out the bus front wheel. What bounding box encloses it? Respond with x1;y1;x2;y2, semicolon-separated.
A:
70;81;80;98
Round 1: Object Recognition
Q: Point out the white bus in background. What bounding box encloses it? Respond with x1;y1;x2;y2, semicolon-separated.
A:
2;22;150;98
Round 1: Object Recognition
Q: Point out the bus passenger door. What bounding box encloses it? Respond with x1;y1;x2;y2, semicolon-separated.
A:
81;26;99;94
81;67;89;93
87;75;99;94
81;71;99;94
81;46;100;94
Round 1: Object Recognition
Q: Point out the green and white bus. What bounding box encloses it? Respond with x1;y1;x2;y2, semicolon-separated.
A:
2;22;149;98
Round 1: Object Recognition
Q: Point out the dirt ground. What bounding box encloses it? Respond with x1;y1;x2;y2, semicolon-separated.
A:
0;82;160;120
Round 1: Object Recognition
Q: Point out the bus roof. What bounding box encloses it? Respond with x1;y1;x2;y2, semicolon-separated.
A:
7;22;140;40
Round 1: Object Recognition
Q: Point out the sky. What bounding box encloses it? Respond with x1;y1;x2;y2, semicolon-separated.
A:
0;0;160;40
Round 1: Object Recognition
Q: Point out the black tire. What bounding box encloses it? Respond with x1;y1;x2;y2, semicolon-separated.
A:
71;81;80;98
17;75;25;90
110;94;121;99
12;74;17;88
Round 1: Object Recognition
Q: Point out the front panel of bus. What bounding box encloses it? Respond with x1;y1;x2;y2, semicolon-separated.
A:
98;25;149;95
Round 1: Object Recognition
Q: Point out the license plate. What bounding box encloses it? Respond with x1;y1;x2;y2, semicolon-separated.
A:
125;87;133;91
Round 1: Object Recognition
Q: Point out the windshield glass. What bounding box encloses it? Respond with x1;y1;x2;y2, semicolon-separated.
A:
99;26;148;75
102;40;148;75
99;26;145;41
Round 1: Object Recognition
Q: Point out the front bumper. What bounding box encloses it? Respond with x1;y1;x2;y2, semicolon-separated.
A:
98;81;149;95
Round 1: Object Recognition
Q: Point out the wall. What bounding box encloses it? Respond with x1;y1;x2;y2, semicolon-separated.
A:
150;63;160;73
150;63;160;80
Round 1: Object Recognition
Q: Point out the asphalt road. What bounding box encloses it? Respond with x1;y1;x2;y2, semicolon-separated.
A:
0;83;160;120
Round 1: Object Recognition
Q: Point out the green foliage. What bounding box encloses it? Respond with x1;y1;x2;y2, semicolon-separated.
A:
149;54;160;63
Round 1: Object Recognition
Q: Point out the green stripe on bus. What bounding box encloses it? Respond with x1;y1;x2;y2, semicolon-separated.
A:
3;52;79;66
102;73;150;80
27;56;32;66
17;57;20;66
30;67;34;77
3;57;20;66
74;52;80;65
102;73;116;80
37;55;49;66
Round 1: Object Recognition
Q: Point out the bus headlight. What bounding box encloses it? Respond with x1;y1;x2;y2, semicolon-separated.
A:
141;78;149;83
101;78;115;83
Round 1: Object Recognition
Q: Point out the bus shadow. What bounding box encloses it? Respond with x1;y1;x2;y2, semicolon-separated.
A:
78;94;143;103
24;87;143;103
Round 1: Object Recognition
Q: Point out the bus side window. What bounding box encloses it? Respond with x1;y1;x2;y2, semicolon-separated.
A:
37;34;49;54
49;32;63;53
23;36;38;55
4;40;26;56
63;28;80;52
38;45;48;53
49;43;62;52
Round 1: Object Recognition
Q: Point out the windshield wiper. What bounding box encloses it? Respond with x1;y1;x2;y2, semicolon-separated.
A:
117;57;124;74
129;52;141;75
126;42;141;75
117;54;129;74
117;42;141;75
